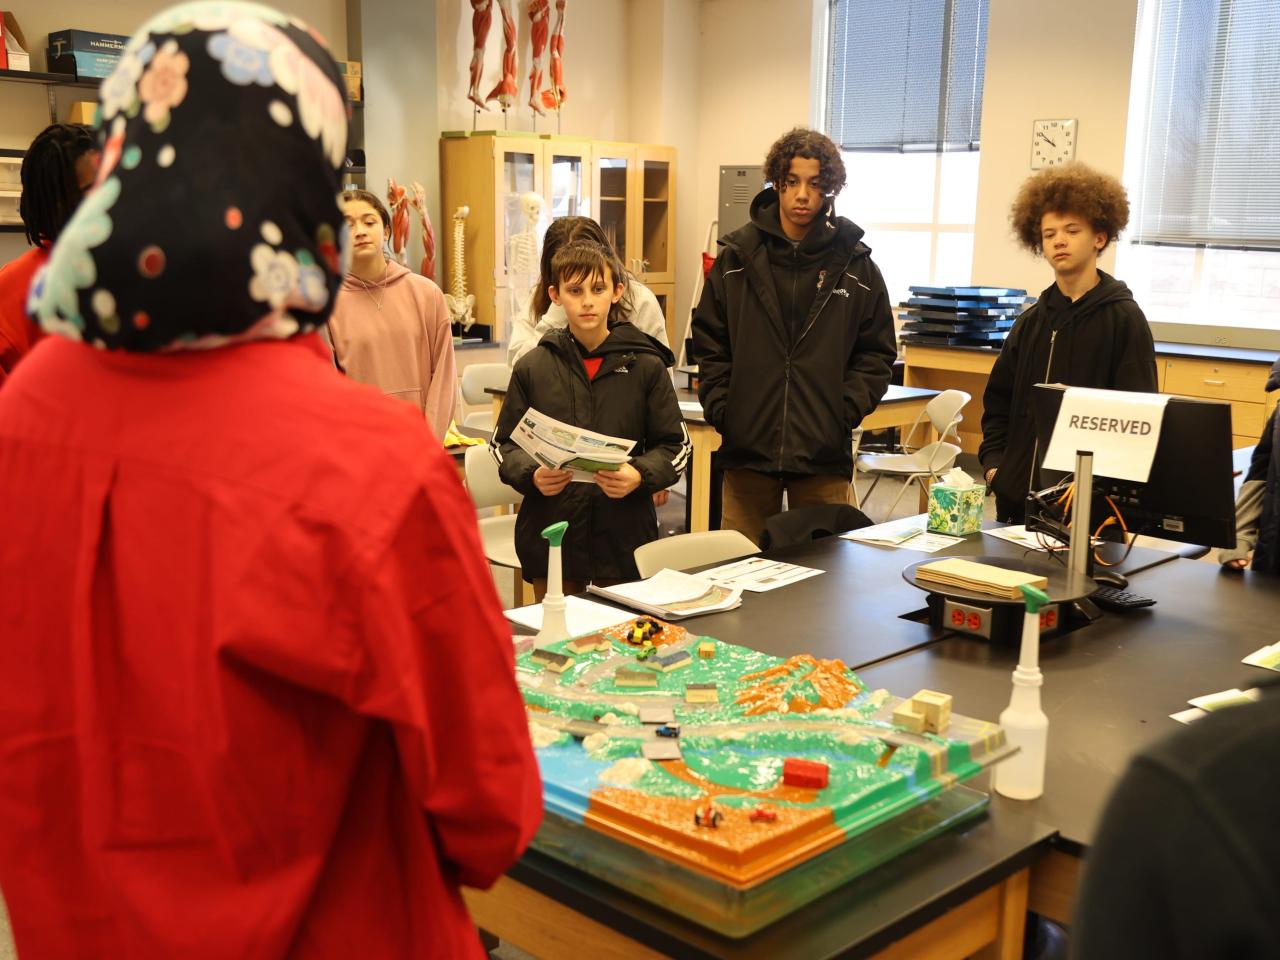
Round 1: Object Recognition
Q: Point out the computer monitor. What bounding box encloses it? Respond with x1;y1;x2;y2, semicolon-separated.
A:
1029;384;1236;549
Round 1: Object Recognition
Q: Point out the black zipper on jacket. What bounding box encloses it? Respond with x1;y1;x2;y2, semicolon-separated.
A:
776;245;860;471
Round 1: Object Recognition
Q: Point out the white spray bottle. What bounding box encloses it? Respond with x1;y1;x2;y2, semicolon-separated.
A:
993;584;1051;800
535;520;570;645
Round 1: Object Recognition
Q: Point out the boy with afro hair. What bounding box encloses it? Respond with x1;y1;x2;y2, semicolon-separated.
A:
980;162;1157;521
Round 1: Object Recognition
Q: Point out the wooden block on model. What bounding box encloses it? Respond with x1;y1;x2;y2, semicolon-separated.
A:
892;701;927;734
911;689;952;733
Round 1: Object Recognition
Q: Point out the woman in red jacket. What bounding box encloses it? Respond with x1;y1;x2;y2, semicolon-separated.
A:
0;4;540;958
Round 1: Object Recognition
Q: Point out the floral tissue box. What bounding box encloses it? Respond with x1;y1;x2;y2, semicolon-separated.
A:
927;482;985;535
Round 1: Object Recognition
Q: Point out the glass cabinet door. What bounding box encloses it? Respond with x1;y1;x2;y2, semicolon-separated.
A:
546;140;590;220
638;147;676;284
592;145;634;266
498;141;543;278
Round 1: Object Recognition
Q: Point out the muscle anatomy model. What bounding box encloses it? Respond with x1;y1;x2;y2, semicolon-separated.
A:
466;0;494;110
410;181;437;280
445;206;477;331
386;179;412;265
527;0;549;116
486;0;518;109
541;0;567;111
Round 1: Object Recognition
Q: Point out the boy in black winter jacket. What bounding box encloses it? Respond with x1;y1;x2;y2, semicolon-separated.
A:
981;163;1157;521
492;241;690;599
692;128;896;545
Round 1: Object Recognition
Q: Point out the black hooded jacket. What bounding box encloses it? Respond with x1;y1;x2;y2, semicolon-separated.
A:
492;322;690;582
691;188;896;477
980;272;1158;516
1242;359;1280;574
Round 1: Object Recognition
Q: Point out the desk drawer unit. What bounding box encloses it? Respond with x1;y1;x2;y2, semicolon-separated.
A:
1164;358;1268;449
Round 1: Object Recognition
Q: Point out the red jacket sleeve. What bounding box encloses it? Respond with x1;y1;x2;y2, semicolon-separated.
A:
343;463;543;889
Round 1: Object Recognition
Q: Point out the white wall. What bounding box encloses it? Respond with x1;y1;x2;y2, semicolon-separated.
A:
971;0;1140;292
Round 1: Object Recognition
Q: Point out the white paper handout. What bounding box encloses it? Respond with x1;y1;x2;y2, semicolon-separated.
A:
841;514;965;553
1041;387;1170;482
587;569;742;619
678;400;705;416
511;406;635;482
504;595;633;634
697;557;824;592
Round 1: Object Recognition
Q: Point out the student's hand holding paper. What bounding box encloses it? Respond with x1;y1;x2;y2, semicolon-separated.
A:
595;462;642;499
533;466;573;496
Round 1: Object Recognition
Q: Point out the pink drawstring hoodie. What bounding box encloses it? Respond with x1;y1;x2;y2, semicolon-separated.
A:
329;262;457;439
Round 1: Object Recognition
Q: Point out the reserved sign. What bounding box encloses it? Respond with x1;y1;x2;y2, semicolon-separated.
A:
1042;387;1170;482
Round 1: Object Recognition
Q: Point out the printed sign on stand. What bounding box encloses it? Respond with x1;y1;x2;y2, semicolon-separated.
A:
1042;387;1170;482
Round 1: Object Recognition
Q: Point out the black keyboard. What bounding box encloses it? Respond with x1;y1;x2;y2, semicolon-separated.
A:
1090;585;1156;611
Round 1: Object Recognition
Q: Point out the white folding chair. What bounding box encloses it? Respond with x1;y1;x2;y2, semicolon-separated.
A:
633;529;758;579
464;445;528;603
855;389;970;518
459;363;511;431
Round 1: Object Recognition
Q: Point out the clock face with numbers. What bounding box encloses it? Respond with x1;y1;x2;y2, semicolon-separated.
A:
1031;119;1077;169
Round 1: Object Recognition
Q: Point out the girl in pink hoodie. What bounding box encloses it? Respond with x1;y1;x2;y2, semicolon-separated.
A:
329;190;457;438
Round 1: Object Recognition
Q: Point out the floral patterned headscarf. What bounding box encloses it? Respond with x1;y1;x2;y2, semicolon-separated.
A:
28;1;350;351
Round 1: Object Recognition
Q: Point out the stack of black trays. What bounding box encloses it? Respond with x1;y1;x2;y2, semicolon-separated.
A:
898;286;1033;347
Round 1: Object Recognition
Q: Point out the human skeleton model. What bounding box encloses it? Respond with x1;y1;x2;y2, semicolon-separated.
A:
507;191;545;330
526;0;549;115
445;206;477;331
386;179;411;265
467;0;518;112
409;181;437;279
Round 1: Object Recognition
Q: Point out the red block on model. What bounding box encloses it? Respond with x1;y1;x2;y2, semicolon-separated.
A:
782;758;829;789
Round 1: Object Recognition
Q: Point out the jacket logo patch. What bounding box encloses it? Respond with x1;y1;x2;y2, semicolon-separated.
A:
832;288;850;298
615;365;629;374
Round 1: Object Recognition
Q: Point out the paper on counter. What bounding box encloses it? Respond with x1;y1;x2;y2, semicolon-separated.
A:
843;515;963;553
1242;644;1280;672
1170;707;1208;725
678;400;705;415
505;595;633;634
697;557;824;592
1186;687;1262;712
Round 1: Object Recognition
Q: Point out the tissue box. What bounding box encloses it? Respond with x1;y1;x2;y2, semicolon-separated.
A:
927;482;985;535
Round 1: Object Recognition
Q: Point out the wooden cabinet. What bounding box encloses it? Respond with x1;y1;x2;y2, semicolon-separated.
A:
590;142;677;285
647;281;676;348
441;133;675;343
1162;357;1274;449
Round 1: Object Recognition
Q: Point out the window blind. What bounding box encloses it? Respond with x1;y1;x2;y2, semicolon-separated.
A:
1127;0;1280;249
825;0;989;153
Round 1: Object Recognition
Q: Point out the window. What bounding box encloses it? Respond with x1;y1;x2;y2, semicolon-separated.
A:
826;0;989;153
1118;0;1280;336
824;0;989;309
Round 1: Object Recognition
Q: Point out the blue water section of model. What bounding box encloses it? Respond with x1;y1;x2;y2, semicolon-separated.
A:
535;741;611;823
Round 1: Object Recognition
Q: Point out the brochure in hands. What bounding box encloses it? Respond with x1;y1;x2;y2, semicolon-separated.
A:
512;407;634;482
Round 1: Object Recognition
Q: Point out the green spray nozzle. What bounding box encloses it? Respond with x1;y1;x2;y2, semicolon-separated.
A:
541;521;569;547
1019;584;1051;613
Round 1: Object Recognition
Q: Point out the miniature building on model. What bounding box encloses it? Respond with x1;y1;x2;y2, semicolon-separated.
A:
653;650;692;673
531;648;575;673
615;666;659;688
893;690;953;734
685;682;719;704
566;634;611;655
782;758;829;789
697;640;716;659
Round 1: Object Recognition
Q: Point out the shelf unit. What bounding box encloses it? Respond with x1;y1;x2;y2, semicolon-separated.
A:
590;142;676;285
0;68;98;123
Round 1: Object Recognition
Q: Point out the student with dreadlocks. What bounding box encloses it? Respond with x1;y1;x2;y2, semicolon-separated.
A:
0;123;99;385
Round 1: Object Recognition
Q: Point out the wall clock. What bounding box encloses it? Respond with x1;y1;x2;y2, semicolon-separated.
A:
1031;119;1077;169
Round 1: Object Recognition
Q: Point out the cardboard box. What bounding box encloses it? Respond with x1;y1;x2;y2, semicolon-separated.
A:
66;101;97;125
337;60;362;101
1;12;32;72
47;29;126;57
47;49;119;80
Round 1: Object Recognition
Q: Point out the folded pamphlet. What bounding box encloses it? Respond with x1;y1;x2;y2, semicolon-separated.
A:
587;569;742;620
